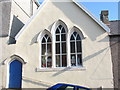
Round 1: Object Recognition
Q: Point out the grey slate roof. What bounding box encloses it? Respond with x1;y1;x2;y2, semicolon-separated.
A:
109;20;120;35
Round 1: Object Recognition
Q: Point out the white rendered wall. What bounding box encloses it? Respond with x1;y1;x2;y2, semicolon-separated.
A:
3;0;113;88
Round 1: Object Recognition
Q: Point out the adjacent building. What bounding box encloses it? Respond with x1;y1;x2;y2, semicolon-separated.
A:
109;20;120;89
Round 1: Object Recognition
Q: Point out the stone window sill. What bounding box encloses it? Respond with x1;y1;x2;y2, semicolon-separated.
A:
36;66;86;72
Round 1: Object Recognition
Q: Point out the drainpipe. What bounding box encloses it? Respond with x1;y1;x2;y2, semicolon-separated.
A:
30;0;33;16
33;0;40;8
30;0;40;16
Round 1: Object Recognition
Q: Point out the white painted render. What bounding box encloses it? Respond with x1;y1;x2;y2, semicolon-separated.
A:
1;0;113;88
15;0;110;40
11;0;38;24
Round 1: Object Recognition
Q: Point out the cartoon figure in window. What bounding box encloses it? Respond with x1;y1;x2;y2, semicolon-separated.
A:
42;56;46;67
42;56;52;67
47;56;52;67
71;56;76;66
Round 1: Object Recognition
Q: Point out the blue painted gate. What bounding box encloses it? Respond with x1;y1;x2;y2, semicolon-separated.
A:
9;60;22;88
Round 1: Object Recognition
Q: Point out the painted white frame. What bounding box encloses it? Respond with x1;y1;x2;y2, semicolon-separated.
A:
41;34;52;68
69;26;85;67
37;20;86;69
70;31;82;66
55;25;67;67
37;29;52;69
51;20;69;68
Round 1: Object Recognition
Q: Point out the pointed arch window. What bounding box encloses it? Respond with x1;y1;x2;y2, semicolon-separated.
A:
70;31;82;66
41;34;52;68
55;25;67;67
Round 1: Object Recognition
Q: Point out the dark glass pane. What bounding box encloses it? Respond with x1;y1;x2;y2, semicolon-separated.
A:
71;54;76;66
56;55;60;67
77;41;81;53
42;44;46;55
47;44;52;54
62;55;67;67
56;28;60;34
41;56;46;67
61;27;66;33
76;35;81;40
62;42;66;53
70;35;75;40
42;37;46;43
70;42;75;53
56;35;60;41
73;32;77;37
47;37;51;42
59;85;67;89
56;43;60;54
58;25;62;29
61;34;66;41
47;56;52;67
77;54;82;65
45;34;48;38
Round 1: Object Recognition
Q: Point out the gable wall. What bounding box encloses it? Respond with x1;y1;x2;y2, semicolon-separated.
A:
3;0;113;88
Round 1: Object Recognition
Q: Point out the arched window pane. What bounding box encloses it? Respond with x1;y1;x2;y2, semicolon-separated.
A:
56;35;60;41
47;56;52;67
76;35;81;40
62;55;67;67
62;42;66;53
77;54;82;65
70;35;75;40
58;25;62;29
56;28;60;34
47;37;51;42
70;42;75;53
42;44;46;55
42;37;46;43
73;32;77;36
71;54;76;66
61;34;66;41
45;34;48;38
56;55;60;67
41;56;46;67
56;43;60;54
77;41;81;53
61;28;66;33
47;44;52;53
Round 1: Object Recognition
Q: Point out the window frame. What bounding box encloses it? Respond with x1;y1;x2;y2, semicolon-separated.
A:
38;20;86;69
38;30;52;69
55;25;67;67
51;20;69;68
69;26;85;67
70;31;82;66
41;34;52;68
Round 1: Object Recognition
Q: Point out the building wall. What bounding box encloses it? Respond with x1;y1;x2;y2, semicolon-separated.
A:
109;21;120;89
0;0;38;89
110;36;119;88
1;0;113;88
0;1;11;89
11;0;38;24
